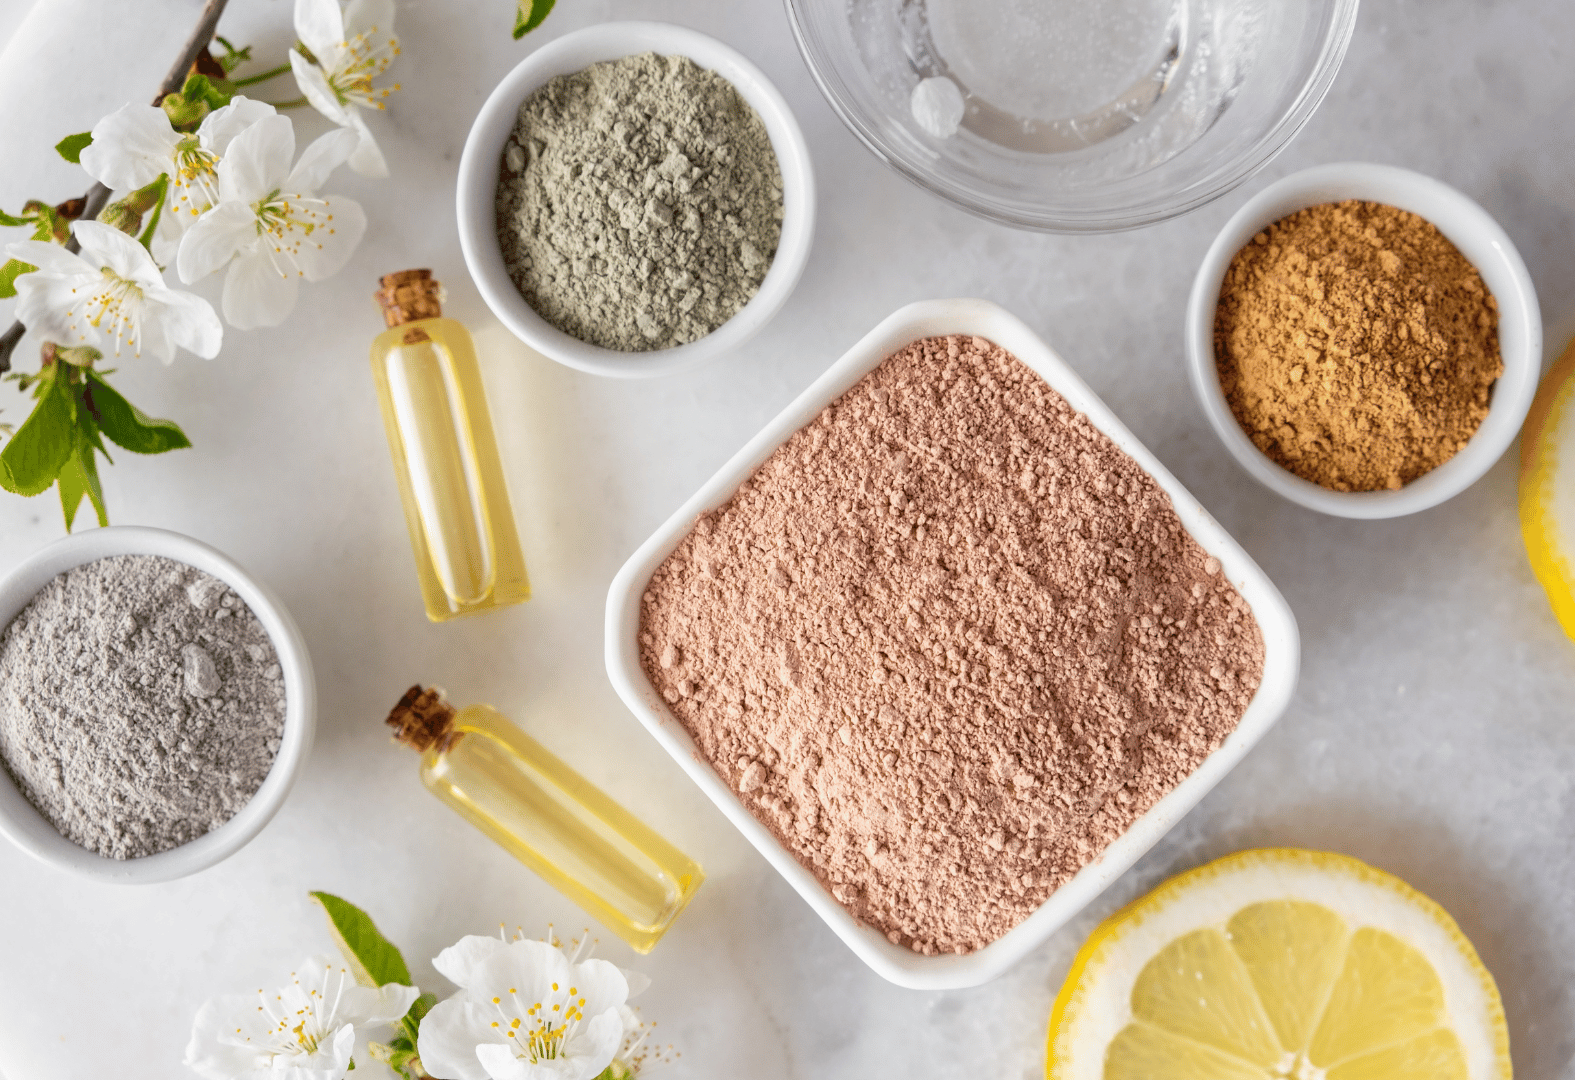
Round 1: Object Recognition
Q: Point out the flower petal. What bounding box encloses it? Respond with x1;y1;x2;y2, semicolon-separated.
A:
13;267;105;350
620;968;652;999
474;1041;533;1080
344;0;396;39
343;109;388;179
333;981;422;1025
291;49;353;127
433;934;511;990
183;994;276;1080
72;220;160;287
222;248;300;329
560;1007;625;1078
177;199;258;284
294;0;347;63
132;301;175;364
147;286;223;360
79;103;178;191
417;997;507;1080
197;95;278;155
216;113;294;205
5;239;94;277
568;958;630;1022
480;939;571;1010
286;127;360;194
280;194;365;281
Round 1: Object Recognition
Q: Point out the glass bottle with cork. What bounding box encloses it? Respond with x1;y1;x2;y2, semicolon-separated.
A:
386;685;704;953
371;270;529;621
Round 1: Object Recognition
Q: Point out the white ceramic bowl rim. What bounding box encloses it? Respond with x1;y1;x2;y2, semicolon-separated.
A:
0;526;317;884
456;21;817;379
606;299;1301;989
1185;162;1543;519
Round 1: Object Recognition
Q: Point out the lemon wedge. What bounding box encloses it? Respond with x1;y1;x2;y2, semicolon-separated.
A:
1045;849;1510;1080
1520;335;1575;641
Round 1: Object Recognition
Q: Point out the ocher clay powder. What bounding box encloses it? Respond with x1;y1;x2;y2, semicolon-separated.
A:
639;336;1265;954
1215;199;1502;491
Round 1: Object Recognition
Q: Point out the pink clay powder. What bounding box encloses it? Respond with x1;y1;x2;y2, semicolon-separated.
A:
638;336;1265;954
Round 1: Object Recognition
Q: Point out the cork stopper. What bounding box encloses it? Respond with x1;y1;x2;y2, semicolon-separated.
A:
375;269;443;327
386;684;457;752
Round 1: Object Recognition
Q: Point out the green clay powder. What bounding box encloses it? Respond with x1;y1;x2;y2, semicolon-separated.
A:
495;52;785;352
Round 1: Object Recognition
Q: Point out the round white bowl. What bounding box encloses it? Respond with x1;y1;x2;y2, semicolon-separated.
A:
457;21;816;379
606;299;1300;989
0;527;316;883
1185;162;1542;518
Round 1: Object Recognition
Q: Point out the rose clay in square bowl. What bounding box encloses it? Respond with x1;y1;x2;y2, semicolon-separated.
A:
605;300;1298;988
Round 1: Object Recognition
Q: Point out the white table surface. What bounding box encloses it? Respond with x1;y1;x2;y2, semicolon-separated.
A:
1;1;1573;1077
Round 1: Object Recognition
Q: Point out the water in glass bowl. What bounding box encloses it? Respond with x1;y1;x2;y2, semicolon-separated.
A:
803;0;1356;230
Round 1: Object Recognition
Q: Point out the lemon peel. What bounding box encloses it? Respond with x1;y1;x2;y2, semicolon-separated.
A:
1519;335;1575;642
1045;848;1510;1080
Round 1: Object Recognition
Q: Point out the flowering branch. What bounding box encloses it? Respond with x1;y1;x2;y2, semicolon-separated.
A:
0;0;231;376
0;0;386;530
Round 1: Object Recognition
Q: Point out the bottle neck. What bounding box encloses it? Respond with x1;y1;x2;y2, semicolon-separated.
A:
386;685;458;753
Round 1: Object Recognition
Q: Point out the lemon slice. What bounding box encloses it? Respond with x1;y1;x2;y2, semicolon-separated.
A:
1045;849;1510;1080
1520;335;1575;642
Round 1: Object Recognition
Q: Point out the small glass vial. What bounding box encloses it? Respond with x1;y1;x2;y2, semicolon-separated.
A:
371;270;529;621
386;685;704;953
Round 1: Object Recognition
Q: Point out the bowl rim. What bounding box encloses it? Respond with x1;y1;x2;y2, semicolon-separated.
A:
605;298;1300;988
0;526;317;884
1184;161;1544;519
783;0;1360;233
456;20;817;379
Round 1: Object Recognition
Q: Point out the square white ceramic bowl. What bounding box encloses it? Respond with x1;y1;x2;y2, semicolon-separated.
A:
0;527;316;884
605;300;1299;988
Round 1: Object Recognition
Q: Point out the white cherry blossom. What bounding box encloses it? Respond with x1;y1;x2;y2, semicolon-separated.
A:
183;955;419;1080
290;0;401;177
418;931;642;1080
176;114;366;329
6;220;221;364
78;96;276;258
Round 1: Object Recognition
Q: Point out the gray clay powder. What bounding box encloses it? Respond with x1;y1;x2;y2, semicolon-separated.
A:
496;52;785;351
0;555;285;859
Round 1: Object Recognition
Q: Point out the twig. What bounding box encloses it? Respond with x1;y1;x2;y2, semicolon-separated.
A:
0;0;232;375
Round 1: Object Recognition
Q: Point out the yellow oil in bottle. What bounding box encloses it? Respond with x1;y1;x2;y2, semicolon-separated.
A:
387;686;703;953
371;270;529;621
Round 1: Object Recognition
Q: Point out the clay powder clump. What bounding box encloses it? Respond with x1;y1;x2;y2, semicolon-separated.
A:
639;336;1266;955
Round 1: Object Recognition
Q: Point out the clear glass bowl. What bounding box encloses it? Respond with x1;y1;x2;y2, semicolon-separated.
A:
785;0;1360;232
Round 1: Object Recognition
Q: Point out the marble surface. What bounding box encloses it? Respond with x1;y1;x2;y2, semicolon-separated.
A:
1;1;1574;1077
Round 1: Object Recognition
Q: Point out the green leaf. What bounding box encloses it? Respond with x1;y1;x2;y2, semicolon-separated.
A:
55;132;93;163
57;447;87;529
398;992;437;1047
513;0;556;38
82;370;191;455
57;429;107;531
309;892;412;988
0;258;36;299
23;202;64;244
214;36;254;74
0;208;32;227
181;72;232;110
0;374;74;496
